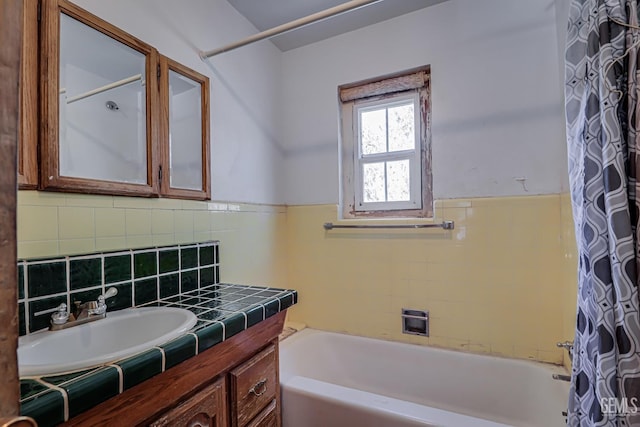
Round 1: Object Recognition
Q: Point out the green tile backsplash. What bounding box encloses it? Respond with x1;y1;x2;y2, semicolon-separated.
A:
28;261;66;298
199;246;214;266
17;241;220;336
159;249;179;273
104;254;131;284
18;263;24;299
69;257;102;290
181;269;198;293
134;252;157;279
200;266;214;287
181;247;198;269
18;302;26;336
134;278;158;306
159;274;179;298
106;282;133;311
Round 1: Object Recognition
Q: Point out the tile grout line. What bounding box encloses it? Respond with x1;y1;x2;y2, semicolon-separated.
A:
155;249;160;304
214;320;226;341
129;249;135;308
111;364;124;393
35;378;69;422
65;257;70;312
189;332;199;355
23;262;30;334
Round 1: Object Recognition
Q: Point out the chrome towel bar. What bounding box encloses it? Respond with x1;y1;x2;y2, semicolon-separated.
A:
323;221;454;230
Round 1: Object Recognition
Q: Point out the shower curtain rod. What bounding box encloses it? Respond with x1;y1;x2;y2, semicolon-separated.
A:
65;73;143;104
199;0;383;59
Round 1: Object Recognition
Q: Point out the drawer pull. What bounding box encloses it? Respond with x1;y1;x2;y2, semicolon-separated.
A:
249;378;268;397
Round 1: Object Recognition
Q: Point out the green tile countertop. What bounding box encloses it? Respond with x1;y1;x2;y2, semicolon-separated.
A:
19;283;298;426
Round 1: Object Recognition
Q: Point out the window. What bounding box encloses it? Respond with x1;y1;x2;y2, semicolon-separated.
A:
339;67;432;218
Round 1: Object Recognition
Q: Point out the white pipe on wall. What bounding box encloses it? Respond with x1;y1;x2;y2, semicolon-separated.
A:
199;0;383;59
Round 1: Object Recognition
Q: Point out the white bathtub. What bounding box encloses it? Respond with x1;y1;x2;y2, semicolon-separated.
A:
279;329;570;427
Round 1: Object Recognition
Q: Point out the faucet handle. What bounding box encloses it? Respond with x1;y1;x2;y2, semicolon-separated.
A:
51;303;70;325
103;287;118;300
94;288;114;315
94;287;118;316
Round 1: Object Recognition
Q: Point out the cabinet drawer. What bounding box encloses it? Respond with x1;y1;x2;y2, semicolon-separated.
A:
246;400;277;427
230;344;277;427
150;376;227;427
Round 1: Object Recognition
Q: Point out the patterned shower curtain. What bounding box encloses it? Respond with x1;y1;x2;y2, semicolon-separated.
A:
565;0;640;425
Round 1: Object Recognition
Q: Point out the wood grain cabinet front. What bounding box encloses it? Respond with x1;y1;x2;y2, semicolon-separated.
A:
230;344;278;427
150;377;227;427
246;400;278;427
60;312;286;427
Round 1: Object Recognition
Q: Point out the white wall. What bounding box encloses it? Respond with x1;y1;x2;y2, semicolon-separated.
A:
61;65;147;184
72;0;286;205
281;0;567;205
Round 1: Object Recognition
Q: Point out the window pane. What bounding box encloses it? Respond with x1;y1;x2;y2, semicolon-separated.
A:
363;162;385;202
386;160;410;202
169;70;203;191
360;109;386;155
59;13;147;184
388;103;414;152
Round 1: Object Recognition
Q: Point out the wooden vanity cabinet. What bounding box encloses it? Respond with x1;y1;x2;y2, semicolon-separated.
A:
150;377;227;427
152;344;280;427
246;400;278;427
63;311;286;427
230;344;279;427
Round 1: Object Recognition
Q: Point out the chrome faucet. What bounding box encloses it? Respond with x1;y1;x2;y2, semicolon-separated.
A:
50;287;118;331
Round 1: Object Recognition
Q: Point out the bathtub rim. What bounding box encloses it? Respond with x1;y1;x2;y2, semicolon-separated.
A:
280;327;570;376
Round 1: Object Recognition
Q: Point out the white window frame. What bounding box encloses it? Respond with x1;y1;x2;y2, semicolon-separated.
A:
354;92;422;212
339;67;432;219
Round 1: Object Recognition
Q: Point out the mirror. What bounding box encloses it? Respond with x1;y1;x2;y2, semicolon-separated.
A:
168;70;202;190
160;57;210;200
59;13;147;184
41;0;159;196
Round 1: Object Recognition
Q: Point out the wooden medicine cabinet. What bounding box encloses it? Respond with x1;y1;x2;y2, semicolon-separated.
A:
34;0;210;200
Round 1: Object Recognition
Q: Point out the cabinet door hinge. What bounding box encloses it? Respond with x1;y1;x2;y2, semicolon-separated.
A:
157;64;161;90
158;166;163;186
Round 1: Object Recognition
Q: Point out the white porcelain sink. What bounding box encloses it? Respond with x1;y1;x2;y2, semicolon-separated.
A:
18;307;197;376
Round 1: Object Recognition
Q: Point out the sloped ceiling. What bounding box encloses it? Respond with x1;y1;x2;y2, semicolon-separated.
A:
227;0;449;51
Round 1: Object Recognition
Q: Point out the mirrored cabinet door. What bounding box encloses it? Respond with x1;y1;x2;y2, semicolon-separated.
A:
40;0;159;196
160;56;210;200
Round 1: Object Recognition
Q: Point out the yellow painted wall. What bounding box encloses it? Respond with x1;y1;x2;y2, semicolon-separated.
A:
18;190;579;366
561;193;578;370
286;195;574;364
17;191;288;288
